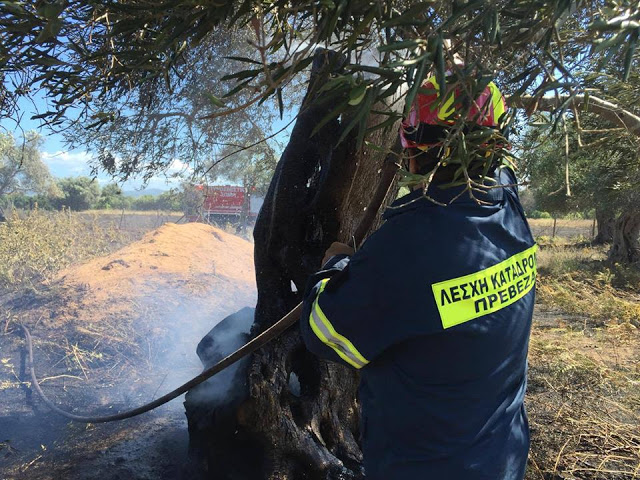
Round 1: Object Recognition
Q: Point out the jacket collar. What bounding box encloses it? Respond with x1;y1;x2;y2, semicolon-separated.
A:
383;170;506;220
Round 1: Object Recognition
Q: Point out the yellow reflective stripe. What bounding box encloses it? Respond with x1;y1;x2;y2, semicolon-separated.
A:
489;81;506;124
427;75;439;91
309;310;365;368
431;245;538;329
313;301;369;366
308;279;369;369
437;90;457;121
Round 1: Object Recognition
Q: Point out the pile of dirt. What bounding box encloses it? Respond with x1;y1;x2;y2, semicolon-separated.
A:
0;222;257;479
2;221;257;422
50;222;256;329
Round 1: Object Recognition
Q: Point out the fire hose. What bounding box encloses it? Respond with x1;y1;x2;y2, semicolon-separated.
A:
20;148;401;424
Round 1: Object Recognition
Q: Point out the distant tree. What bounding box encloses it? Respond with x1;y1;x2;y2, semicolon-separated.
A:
209;126;278;195
522;116;639;258
518;188;536;217
130;194;158;211
2;192;55;211
0;132;59;198
95;183;130;210
521;64;640;261
207;123;278;226
126;191;181;211
157;191;182;212
179;183;205;217
55;177;101;211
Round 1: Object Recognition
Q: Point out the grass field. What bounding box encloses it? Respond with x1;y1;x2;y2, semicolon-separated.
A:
529;217;595;240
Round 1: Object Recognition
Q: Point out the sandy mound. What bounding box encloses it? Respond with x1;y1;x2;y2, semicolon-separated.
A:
0;223;257;479
52;222;256;329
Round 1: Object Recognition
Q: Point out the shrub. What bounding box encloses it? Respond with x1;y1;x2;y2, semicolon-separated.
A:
0;208;124;290
529;210;552;219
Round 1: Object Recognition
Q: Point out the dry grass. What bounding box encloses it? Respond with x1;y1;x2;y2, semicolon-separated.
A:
527;242;640;479
0;208;126;291
529;218;595;241
83;209;182;216
536;244;640;326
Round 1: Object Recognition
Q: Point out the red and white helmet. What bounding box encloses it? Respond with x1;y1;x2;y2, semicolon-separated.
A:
400;76;508;150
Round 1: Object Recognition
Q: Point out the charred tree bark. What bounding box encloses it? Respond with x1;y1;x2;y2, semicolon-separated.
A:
186;48;400;480
609;210;640;264
242;50;399;480
218;49;397;480
594;207;615;244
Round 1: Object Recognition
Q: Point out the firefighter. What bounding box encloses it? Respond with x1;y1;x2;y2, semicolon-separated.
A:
300;77;536;480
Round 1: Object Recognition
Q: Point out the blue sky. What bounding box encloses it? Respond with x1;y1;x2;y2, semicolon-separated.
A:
2;93;174;191
2;91;295;192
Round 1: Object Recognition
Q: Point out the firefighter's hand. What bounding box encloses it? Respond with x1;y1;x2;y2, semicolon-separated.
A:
322;242;355;265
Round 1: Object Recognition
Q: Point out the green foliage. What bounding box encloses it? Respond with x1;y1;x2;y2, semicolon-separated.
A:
54;176;101;211
529;210;552;219
126;191;183;211
1;176;189;212
562;212;585;220
0;132;58;197
518;188;536;215
1;1;638;191
180;184;205;216
521;72;640;218
0;209;124;291
128;195;157;211
0;192;55;210
61;31;289;185
96;183;129;210
208;124;277;195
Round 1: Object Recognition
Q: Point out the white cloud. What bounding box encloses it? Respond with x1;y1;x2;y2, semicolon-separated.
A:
166;158;194;177
41;150;94;178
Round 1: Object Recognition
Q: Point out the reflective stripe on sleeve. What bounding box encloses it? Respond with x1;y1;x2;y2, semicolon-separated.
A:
308;279;369;369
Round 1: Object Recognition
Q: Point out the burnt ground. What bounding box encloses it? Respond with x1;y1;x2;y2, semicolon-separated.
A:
0;327;194;480
0;302;205;480
1;402;191;480
4;301;637;480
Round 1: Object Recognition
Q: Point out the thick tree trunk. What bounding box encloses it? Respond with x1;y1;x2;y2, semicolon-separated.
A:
186;49;401;479
594;207;615;244
608;210;640;264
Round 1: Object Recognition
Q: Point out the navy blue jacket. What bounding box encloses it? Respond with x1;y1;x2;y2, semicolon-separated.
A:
300;167;536;480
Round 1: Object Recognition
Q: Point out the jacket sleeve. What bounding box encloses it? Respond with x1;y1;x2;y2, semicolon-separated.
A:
299;254;363;367
299;220;438;369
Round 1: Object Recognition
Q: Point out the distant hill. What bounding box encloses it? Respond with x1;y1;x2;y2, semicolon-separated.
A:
122;188;167;198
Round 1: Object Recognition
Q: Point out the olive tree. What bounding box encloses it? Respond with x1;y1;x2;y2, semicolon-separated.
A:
2;1;640;478
0;132;58;198
522;66;640;261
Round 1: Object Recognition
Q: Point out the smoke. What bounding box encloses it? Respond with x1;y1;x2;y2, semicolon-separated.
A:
113;284;257;414
186;306;255;407
0;223;259;478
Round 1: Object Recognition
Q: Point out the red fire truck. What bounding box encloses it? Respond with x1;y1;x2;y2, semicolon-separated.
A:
193;185;263;226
